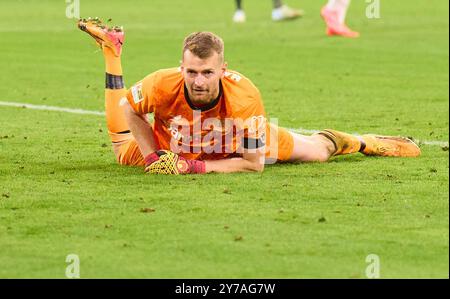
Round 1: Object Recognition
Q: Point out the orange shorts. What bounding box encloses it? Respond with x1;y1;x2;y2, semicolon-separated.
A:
116;124;294;166
265;124;295;162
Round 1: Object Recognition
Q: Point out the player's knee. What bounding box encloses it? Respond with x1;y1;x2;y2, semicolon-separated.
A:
252;162;265;172
114;151;135;166
116;155;136;166
116;155;126;165
112;145;122;163
112;143;130;165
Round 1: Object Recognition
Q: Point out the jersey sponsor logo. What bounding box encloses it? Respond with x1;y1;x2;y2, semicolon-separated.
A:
131;83;144;104
165;111;269;155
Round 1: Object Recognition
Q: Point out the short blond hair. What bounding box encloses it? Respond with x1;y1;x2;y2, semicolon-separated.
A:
182;32;224;61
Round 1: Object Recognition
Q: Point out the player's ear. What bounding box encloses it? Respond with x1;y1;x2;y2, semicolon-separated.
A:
179;60;185;73
221;62;228;76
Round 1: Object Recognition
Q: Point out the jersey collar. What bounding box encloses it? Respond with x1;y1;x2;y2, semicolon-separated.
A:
183;80;223;112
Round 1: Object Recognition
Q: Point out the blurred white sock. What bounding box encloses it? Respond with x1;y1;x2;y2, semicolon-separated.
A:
233;9;246;23
272;5;302;21
272;7;283;20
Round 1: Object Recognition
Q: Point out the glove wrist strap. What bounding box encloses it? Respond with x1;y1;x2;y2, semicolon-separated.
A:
189;160;206;174
144;152;159;166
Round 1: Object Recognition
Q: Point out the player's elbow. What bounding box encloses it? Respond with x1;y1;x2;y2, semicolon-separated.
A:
122;99;135;117
249;160;265;173
243;152;265;173
254;164;265;173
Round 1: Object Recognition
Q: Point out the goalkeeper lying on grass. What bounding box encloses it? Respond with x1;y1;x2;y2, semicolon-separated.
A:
78;18;420;175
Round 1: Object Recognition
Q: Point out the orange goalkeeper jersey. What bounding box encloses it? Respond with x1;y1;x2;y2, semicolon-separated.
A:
125;67;268;161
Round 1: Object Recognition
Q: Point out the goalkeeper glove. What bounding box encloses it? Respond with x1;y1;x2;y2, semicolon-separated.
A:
144;152;160;167
145;150;206;175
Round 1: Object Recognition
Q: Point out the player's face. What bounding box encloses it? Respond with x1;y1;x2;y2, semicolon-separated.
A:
181;50;226;105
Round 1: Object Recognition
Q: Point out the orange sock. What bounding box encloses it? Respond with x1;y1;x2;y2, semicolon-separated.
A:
316;129;362;156
103;46;130;143
103;46;122;75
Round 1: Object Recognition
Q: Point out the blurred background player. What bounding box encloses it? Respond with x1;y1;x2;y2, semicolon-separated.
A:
232;0;304;23
321;0;359;38
233;0;359;38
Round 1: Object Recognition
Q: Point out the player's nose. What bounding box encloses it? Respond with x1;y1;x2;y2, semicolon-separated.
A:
194;74;206;86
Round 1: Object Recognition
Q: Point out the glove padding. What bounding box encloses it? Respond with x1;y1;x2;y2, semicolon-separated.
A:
145;150;205;175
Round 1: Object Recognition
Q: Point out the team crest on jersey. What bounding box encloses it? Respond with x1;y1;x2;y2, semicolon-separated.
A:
131;83;144;103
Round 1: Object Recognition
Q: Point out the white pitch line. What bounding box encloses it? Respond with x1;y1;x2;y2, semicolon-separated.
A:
411;140;448;147
1;100;448;147
0;101;105;116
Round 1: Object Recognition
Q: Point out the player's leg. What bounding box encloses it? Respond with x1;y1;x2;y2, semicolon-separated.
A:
233;0;246;23
102;46;145;166
273;0;283;9
325;0;350;24
271;0;304;21
266;124;333;163
289;129;366;162
321;0;359;38
287;132;336;162
78;18;145;166
236;0;243;10
286;129;421;162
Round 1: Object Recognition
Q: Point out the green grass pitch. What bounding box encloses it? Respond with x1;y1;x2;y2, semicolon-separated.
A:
0;0;448;278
